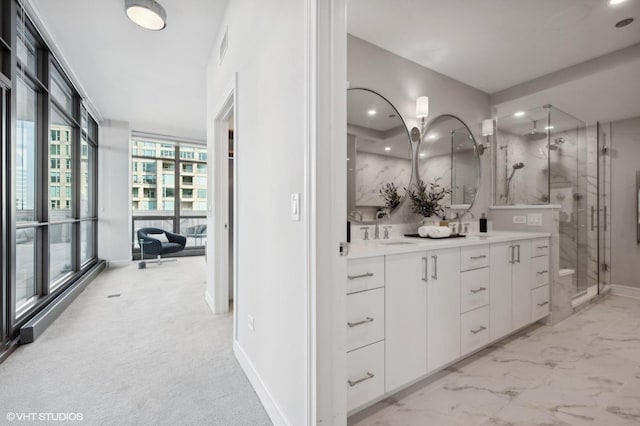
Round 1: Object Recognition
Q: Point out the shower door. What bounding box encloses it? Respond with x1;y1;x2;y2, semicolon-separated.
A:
597;122;611;294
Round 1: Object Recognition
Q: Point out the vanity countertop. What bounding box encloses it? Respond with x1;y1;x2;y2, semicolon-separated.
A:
347;231;551;259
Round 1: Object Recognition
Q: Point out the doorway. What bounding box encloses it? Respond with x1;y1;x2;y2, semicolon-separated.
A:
208;80;237;327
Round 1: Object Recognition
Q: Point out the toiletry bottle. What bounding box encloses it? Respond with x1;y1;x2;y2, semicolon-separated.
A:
479;213;487;233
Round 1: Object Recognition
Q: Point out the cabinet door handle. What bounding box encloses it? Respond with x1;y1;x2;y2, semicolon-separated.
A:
470;326;487;335
516;245;521;263
470;255;487;260
348;372;375;387
431;255;438;280
347;272;373;280
509;246;515;264
537;301;549;307
347;317;374;328
537;270;548;275
470;287;487;294
537;245;548;249
421;257;428;282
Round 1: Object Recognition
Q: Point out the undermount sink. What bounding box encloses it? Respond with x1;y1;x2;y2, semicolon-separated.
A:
378;241;417;246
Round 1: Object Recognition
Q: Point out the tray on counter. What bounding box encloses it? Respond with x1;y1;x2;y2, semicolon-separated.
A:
403;233;467;239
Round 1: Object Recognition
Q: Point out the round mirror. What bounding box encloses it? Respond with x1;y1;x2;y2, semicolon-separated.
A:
347;88;413;223
417;115;481;211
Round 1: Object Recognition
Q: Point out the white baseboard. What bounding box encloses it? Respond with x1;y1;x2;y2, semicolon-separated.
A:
611;284;640;300
204;290;215;314
233;341;289;426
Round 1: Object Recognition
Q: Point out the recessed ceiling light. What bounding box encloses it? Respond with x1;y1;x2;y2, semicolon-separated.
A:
545;126;554;130
419;152;426;158
384;147;391;151
514;111;525;117
609;0;626;5
125;0;167;31
428;133;438;140
615;18;634;28
368;109;376;116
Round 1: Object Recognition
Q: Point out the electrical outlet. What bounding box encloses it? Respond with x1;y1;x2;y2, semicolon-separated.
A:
527;213;543;226
247;315;255;331
513;215;526;224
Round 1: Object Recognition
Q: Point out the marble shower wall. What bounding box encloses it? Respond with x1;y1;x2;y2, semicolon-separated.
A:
354;150;412;212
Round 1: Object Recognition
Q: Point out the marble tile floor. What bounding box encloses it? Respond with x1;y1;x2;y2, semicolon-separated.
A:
350;295;640;426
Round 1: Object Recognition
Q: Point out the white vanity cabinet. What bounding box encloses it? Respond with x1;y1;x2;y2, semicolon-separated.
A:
426;247;461;372
346;234;551;414
346;257;386;411
384;251;428;392
489;240;533;340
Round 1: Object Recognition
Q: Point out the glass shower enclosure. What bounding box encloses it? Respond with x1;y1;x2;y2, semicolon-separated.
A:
494;105;610;299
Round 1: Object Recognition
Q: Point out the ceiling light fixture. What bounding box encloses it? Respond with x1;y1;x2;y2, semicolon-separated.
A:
615;18;634;28
609;0;626;5
384;147;391;151
514;111;525;117
545;125;554;130
368;109;376;116
125;0;167;31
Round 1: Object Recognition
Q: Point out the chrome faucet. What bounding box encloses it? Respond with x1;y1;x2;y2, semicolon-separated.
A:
453;212;463;235
374;211;389;240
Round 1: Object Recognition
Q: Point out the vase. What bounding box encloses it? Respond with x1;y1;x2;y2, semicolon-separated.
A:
421;216;438;226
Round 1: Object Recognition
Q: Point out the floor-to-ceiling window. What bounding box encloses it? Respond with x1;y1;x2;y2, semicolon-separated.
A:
1;3;100;353
131;136;207;257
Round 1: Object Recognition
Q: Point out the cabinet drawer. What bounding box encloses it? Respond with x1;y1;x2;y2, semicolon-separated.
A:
460;268;490;313
461;306;490;356
531;256;550;289
347;257;384;294
460;246;489;271
531;238;550;258
531;285;550;321
347;288;384;352
347;341;385;412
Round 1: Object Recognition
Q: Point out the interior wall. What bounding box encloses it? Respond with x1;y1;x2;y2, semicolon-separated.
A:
610;116;640;288
206;1;310;424
347;35;491;222
97;120;131;262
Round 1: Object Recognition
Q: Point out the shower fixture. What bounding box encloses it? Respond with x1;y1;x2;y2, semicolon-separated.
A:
524;120;547;141
505;162;525;204
549;137;565;151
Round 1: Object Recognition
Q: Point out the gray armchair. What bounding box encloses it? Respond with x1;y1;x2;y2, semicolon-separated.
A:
137;227;186;264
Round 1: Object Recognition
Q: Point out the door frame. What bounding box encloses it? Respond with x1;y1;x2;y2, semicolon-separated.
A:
209;74;237;325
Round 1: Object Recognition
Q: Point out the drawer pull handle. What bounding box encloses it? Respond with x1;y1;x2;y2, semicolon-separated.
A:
537;301;549;307
470;326;487;335
470;287;487;294
537;270;548;275
347;272;373;280
470;255;487;260
348;372;375;387
537;245;548;249
347;317;374;328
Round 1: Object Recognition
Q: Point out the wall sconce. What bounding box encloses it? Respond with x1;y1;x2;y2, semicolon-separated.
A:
477;118;494;155
411;96;429;142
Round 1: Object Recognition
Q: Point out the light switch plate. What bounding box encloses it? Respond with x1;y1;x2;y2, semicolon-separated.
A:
527;213;543;226
513;215;526;224
291;193;300;221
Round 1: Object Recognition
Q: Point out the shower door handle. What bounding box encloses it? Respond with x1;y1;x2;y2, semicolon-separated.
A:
603;205;607;232
590;206;595;231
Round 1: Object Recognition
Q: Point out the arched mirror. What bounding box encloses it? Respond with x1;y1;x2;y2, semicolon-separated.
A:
347;88;413;223
417;114;481;211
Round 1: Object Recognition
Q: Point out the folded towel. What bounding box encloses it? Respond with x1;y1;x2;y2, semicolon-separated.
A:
427;226;452;239
418;226;437;237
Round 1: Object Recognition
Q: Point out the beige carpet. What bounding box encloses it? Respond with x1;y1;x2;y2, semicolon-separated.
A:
0;257;271;426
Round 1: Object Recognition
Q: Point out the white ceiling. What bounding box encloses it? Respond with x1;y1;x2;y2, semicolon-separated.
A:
347;0;640;94
31;0;229;141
